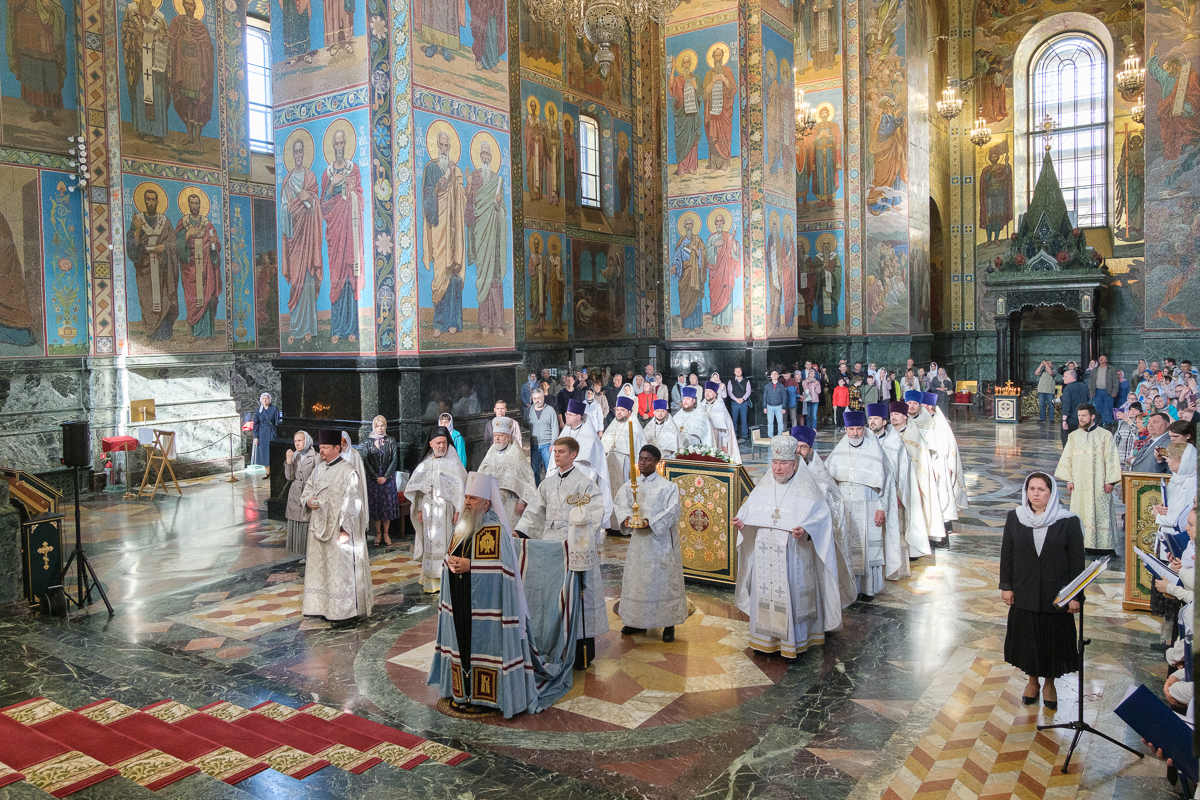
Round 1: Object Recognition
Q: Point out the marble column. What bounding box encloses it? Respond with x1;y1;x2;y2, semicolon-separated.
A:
994;317;1009;384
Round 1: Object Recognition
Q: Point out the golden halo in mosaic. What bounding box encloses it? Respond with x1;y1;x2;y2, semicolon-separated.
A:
779;57;790;79
674;49;697;74
132;181;169;214
425;120;461;163
784;214;793;231
544;101;558;123
816;232;838;253
547;236;561;254
528;232;543;253
282;128;315;168
797;234;810;254
562;114;573;135
675;210;701;238
769;209;780;232
706;207;731;233
322;118;358;165
706;42;730;68
764;50;777;79
470;130;500;170
177;186;211;217
526;95;540;118
815;102;836;120
173;0;204;19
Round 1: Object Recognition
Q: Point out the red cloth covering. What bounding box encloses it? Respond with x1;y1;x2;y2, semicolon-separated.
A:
0;709;119;797
954;392;972;403
101;436;139;453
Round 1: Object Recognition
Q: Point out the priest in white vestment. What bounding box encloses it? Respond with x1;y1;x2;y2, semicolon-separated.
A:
561;399;614;527
515;435;609;666
876;401;933;560
1054;404;1122;550
643;399;682;459
894;398;946;546
301;429;374;627
867;403;929;574
601;395;646;529
924;392;970;518
477;416;537;527
734;434;845;658
907;390;953;546
674;387;715;450
791;425;857;612
615;444;687;641
408;426;468;593
702;381;742;464
824;411;900;598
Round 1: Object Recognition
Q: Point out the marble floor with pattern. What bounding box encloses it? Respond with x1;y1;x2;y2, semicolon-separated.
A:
0;421;1183;799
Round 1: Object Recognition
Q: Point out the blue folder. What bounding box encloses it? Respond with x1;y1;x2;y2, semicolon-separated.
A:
1162;528;1190;560
1113;684;1198;784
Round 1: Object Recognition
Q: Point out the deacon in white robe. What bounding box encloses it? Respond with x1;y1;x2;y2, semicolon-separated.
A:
515;435;610;661
734;434;845;658
791;425;858;613
601;395;646;528
301;429;374;626
702;381;742;464
673;386;715;450
824;411;901;597
615;444;687;639
477;416;537;527
907;391;953;544
925;393;970;516
893;400;945;545
561;399;614;526
408;425;468;593
867;403;929;576
643;398;683;459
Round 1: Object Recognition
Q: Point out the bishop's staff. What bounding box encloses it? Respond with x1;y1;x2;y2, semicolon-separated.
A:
627;419;649;529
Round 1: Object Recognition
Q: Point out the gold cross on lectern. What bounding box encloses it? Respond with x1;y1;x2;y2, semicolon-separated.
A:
37;542;54;570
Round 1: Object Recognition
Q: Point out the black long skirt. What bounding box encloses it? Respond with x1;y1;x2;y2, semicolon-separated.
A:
1004;606;1079;679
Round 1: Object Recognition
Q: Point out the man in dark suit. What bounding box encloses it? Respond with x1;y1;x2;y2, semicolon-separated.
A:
1059;370;1090;446
1128;412;1171;473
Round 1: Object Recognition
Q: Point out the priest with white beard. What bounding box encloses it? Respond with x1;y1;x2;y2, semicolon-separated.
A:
702;381;742;464
824;410;901;598
674;386;715;450
561;399;613;528
643;399;682;459
601;395;646;529
734;434;846;658
515;436;609;668
895;397;946;546
790;425;857;612
301;429;374;628
867;403;930;575
615;445;687;642
477;416;537;526
408;426;468;593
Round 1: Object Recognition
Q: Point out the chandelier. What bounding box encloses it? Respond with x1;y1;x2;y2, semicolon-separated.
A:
525;0;681;65
968;107;992;148
795;86;815;135
936;76;964;121
1132;95;1146;124
1117;41;1145;94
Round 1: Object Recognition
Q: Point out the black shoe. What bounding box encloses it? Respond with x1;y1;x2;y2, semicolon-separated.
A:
1022;690;1039;706
330;617;360;630
1168;764;1178;786
662;626;675;643
1043;699;1058;710
621;626;646;636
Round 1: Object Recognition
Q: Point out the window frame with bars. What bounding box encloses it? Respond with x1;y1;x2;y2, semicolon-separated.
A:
579;115;602;209
246;19;274;155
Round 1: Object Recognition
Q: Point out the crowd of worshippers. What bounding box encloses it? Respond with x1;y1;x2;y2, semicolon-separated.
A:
276;378;973;718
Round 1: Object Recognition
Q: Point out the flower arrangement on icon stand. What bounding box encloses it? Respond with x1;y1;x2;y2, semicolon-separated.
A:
676;445;732;463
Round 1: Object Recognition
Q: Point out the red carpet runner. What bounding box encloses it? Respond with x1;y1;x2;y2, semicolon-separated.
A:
0;696;469;796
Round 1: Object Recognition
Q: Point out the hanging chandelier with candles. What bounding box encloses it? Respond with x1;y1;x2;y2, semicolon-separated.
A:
936;78;964;121
969;106;992;148
1116;41;1145;95
524;0;683;72
1132;95;1146;124
795;85;816;135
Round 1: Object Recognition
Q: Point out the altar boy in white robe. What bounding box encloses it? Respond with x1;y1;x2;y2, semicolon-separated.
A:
894;399;946;546
867;403;930;576
702;381;742;464
562;399;614;528
301;429;374;628
601;395;646;529
615;445;687;642
408;426;467;593
515;436;609;668
478;416;537;527
643;399;682;459
733;434;845;658
825;410;900;599
674;387;714;450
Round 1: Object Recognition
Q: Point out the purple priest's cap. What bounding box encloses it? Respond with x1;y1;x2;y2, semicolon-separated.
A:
653;399;668;410
866;403;889;419
704;381;720;393
904;390;924;403
566;399;586;415
842;410;867;428
790;426;816;447
923;392;938;406
682;387;698;399
616;396;635;411
889;401;908;416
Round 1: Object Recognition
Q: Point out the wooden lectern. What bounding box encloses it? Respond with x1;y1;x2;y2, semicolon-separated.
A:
138;429;183;500
661;457;754;587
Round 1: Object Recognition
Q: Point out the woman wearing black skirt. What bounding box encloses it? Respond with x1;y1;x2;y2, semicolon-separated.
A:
363;415;400;547
1000;472;1084;710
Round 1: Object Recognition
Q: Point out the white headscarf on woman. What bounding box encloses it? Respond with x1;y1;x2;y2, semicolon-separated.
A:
259;393;272;411
1163;444;1198;532
584;391;605;432
620;383;636;399
1015;473;1076;555
338;431;370;537
295;431;313;454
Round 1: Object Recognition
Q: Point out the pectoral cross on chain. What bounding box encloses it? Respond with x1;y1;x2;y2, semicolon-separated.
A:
771;507;781;522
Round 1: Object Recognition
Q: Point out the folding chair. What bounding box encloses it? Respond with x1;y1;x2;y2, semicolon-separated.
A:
138;429;183;499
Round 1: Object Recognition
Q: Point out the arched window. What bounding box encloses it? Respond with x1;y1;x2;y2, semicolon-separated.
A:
1028;34;1107;227
579;115;601;209
246;21;273;154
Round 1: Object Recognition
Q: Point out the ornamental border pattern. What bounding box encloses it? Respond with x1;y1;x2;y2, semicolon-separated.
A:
391;0;418;352
411;90;511;131
370;0;396;352
274;86;371;128
844;0;864;335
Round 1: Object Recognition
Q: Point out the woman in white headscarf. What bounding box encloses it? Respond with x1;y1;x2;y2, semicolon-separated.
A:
999;472;1083;710
1151;442;1196;648
584;387;606;433
284;431;318;557
438;413;468;467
